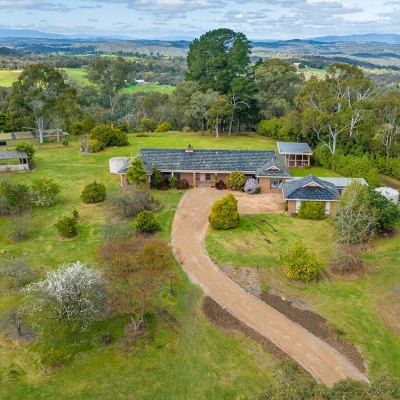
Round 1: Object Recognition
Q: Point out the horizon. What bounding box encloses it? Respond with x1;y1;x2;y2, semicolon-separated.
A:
0;1;399;40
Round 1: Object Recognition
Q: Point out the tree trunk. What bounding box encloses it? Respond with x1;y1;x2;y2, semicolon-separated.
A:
228;112;234;136
215;122;219;138
36;116;44;144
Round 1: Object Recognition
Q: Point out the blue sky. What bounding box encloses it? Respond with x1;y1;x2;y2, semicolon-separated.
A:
0;0;399;39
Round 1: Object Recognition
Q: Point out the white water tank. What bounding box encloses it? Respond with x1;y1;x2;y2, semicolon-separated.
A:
376;187;399;205
109;157;130;174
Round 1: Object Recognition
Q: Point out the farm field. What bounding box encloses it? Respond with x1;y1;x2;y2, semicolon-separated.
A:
0;68;176;95
0;132;286;399
206;214;400;377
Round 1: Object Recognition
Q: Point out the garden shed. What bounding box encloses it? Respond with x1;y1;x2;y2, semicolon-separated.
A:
0;150;29;172
277;142;313;167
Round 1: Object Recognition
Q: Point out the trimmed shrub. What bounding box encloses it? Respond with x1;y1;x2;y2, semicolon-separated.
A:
243;178;260;194
109;129;129;147
81;181;106;203
215;180;227;190
127;158;148;186
208;193;239;230
156;178;170;191
298;201;325;220
15;142;35;161
55;215;77;238
87;139;105;153
0;181;31;216
155;121;173;133
176;179;189;190
136;210;160;233
29;179;61;207
225;171;246;191
89;124;113;147
168;176;178;189
151;167;163;189
61;138;69;146
279;241;321;282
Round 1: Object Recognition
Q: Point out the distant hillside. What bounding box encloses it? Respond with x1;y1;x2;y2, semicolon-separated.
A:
310;33;400;44
0;29;66;39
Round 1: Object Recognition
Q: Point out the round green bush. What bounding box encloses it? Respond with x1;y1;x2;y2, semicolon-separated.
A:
225;171;246;191
55;215;77;238
87;139;105;153
62;138;69;146
15;142;35;161
208;193;239;230
136;210;160;233
168;176;178;189
109;129;129;147
279;241;322;282
298;201;325;220
89;124;113;147
81;181;106;203
155;121;173;133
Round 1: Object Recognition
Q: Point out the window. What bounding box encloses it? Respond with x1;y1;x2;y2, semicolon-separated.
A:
205;173;211;181
270;179;283;189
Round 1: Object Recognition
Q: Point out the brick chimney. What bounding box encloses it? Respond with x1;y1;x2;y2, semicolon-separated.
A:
185;144;194;153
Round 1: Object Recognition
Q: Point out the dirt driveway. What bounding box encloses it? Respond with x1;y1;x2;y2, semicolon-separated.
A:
171;188;368;387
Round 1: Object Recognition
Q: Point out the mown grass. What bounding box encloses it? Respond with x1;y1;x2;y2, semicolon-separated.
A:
0;132;285;399
206;213;400;377
0;70;22;87
123;83;176;95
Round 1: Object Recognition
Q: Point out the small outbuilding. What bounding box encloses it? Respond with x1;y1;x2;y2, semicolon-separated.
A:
0;150;29;172
376;187;399;205
277;142;313;167
109;157;131;174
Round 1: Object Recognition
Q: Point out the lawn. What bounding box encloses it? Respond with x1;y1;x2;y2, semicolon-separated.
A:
0;68;176;95
123;83;175;95
0;70;22;87
0;132;284;399
206;213;400;377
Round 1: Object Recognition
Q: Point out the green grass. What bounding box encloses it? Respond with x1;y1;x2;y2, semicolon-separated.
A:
0;132;282;399
206;214;400;377
0;70;22;87
62;67;90;85
0;68;175;95
123;83;175;95
290;167;341;177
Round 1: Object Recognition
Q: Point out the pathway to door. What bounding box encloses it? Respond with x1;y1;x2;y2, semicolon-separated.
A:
171;188;368;387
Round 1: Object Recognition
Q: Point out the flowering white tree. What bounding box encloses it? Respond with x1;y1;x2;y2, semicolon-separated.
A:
23;262;107;331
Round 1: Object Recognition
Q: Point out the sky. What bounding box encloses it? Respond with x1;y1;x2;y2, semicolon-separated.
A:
0;0;400;40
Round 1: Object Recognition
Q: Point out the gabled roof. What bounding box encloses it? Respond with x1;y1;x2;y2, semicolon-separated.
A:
291;177;368;188
256;155;291;177
0;150;28;160
283;174;340;201
277;142;313;155
118;148;291;177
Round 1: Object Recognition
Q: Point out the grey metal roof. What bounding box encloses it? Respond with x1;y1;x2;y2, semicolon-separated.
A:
256;155;291;177
283;174;340;201
291;177;368;188
277;142;313;155
118;148;291;177
0;150;28;160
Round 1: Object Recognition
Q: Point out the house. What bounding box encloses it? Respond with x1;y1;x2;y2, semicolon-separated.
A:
283;174;340;215
277;142;313;167
0;150;29;172
117;145;291;191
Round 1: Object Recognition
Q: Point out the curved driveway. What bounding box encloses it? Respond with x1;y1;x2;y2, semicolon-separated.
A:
171;188;368;387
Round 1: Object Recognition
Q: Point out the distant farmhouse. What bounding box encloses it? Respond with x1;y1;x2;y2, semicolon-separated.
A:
0;150;29;172
0;129;68;146
111;143;367;217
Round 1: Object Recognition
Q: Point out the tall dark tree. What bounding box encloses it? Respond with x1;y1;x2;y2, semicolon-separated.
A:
87;57;133;127
8;63;75;143
255;59;304;119
186;28;252;94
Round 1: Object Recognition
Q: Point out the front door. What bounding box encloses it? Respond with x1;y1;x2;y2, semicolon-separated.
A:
199;173;206;182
